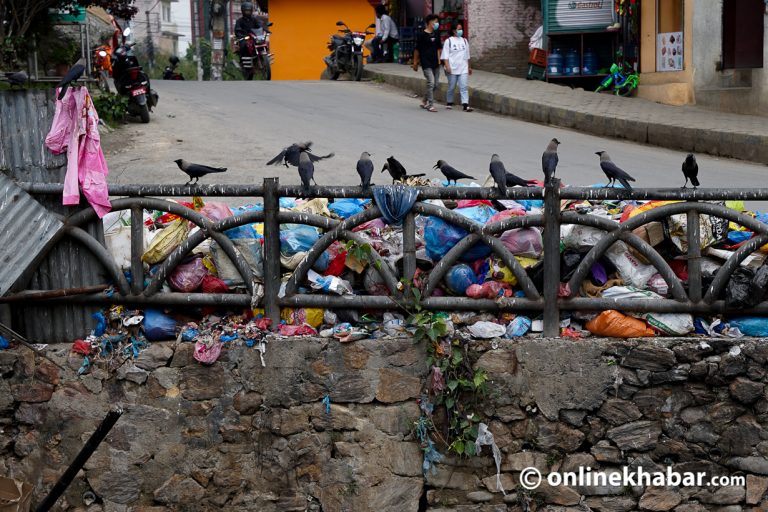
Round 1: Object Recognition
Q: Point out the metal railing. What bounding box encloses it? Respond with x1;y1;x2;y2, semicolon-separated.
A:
15;179;768;337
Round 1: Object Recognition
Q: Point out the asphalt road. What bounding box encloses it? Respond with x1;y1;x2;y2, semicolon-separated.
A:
103;79;766;196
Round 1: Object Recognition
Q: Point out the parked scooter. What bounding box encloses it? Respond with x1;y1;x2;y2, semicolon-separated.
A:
92;44;112;92
233;23;273;80
324;21;375;81
162;56;184;80
112;28;158;123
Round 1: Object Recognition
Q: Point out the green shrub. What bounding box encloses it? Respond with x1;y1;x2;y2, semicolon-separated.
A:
92;92;128;124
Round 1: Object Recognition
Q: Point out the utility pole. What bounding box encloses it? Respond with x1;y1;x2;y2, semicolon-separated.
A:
145;9;155;70
192;0;203;80
210;0;227;81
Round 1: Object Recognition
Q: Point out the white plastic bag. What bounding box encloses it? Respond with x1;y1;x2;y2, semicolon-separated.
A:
468;321;506;339
475;423;505;495
528;26;544;50
601;286;693;335
605;242;657;289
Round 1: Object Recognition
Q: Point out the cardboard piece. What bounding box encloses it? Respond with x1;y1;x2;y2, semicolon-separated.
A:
0;477;32;512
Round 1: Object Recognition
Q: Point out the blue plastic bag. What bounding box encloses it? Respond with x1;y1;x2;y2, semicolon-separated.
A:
280;224;319;256
92;312;107;336
727;230;752;244
181;328;199;342
445;264;477;294
424;206;497;262
226;205;262;240
143;309;178;341
329;199;369;219
728;317;768;337
505;316;532;337
515;199;544;211
0;335;8;349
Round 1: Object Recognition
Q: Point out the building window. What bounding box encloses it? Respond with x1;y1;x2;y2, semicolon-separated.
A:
162;3;172;22
656;0;683;71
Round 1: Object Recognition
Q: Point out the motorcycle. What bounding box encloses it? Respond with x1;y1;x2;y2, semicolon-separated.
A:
324;21;375;81
595;62;639;97
163;56;184;80
112;28;158;123
233;23;273;80
92;44;112;92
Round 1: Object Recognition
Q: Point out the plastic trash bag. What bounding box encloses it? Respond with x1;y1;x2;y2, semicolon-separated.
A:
728;317;768;337
200;201;232;222
601;286;693;335
585;310;655;338
424;206;496;262
329;198;368;219
280;225;320;256
142;219;190;264
92;312;107;336
201;274;229;294
505;316;532;337
468;321;507;338
194;339;222;365
226;205;262;239
143;309;178;341
211;239;264;285
445;264;477;295
499;228;543;258
281;308;324;328
103;210;152;269
605;241;657;289
373;185;419;225
168;255;207;292
561;224;606;250
726;267;755;309
0;335;9;350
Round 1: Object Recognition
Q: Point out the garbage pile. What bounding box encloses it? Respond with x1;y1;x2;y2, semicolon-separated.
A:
90;183;768;349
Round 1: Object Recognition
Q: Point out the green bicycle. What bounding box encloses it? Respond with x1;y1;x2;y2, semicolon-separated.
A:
595;62;639;97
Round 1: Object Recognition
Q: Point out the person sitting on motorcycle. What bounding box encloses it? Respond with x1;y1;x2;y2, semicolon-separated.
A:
235;2;263;54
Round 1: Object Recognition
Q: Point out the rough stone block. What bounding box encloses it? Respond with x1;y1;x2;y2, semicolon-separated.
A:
606;421;661;451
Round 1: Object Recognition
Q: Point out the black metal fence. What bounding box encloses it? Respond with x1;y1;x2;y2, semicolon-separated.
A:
14;179;768;338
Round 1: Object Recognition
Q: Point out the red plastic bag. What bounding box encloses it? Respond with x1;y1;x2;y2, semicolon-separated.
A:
278;324;318;336
194;340;222;365
585;310;655;338
72;339;91;355
324;241;348;277
457;199;493;208
202;275;229;294
168;256;208;292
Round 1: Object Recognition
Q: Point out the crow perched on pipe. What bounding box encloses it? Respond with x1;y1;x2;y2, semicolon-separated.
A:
4;71;28;88
542;138;560;185
357;152;374;190
682;153;699;189
505;171;533;188
298;150;314;197
434;160;475;185
174;159;227;185
266;141;334;168
489;154;508;196
596;151;636;190
57;59;86;100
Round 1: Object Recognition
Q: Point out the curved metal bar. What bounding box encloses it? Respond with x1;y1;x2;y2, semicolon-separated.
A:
562;212;687;301
278;211;341;230
283;207;402;298
704;232;768;304
64;226;131;296
66;197;212;229
414;203;541;300
206;231;255;296
212;210;266;231
483;214;545;235
143;229;207;296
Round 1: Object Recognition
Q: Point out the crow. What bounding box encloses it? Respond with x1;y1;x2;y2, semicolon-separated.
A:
266;141;334;168
682;153;699;189
4;71;28;88
57;58;86;100
434;160;475;185
357;152;374;189
489;154;507;196
505;171;533;188
381;156;407;183
596;151;636;190
174;159;227;185
542;138;560;184
298;151;314;197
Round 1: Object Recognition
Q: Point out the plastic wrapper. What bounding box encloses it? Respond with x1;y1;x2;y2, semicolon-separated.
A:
605;241;657;289
226;205;262;239
505;316;532;337
499;228;543;258
278;324;318;336
200;201;232;222
281;308;324;328
585;310;655;338
143;309;178;341
210;239;264;285
142;219;190;264
424;206;496;262
728;317;768;337
445;264;477;295
329;198;368;218
468;321;507;338
561;224;606;250
168;256;207;292
646;273;669;297
280;225;320;256
664;208;729;254
194;339;222;365
308;269;354;295
293;198;330;216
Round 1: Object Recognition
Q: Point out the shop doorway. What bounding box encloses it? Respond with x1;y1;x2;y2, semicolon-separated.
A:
722;0;764;69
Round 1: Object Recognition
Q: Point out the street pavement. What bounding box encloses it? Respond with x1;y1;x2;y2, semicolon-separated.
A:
103;80;767;204
366;63;768;166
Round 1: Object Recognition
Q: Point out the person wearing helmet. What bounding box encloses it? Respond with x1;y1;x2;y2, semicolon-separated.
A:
235;2;262;40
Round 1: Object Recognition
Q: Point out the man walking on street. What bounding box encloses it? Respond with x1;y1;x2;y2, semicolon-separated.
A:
412;14;442;112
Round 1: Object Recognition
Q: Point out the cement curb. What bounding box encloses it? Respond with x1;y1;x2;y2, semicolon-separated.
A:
365;70;768;166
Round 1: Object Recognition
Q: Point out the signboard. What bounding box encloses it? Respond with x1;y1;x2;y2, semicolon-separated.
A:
48;5;86;23
545;0;616;33
657;32;683;71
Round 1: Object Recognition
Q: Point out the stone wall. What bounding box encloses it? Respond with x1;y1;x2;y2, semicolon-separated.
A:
466;0;541;77
3;335;768;511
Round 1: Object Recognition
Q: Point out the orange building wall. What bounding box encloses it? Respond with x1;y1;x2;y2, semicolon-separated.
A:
270;0;376;80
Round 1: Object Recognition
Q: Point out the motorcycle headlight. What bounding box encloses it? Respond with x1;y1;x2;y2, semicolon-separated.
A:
353;37;363;46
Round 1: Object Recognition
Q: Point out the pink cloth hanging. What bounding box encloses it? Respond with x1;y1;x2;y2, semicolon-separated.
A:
45;87;111;218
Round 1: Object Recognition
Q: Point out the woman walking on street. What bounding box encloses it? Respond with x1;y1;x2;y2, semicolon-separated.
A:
442;22;473;112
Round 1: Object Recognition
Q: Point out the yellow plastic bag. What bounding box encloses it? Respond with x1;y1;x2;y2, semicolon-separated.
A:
281;308;324;328
142;219;190;264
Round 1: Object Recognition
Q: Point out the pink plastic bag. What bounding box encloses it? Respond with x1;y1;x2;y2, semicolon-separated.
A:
499;228;543;258
194;340;222;365
168;256;208;292
200;202;233;222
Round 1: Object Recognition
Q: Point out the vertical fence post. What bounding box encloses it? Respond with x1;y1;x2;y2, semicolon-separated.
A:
263;178;281;328
130;205;144;295
402;212;416;283
543;178;561;337
686;207;702;303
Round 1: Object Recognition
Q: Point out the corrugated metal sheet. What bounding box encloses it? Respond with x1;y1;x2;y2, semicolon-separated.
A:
0;89;66;182
1;89;105;343
545;0;615;32
0;174;63;296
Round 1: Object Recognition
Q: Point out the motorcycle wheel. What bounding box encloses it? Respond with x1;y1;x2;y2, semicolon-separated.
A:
330;69;340;80
353;54;363;82
258;54;272;80
139;103;150;123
